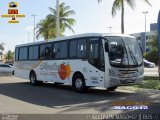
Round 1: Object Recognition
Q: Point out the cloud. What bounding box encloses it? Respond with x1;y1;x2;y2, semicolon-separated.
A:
24;25;33;31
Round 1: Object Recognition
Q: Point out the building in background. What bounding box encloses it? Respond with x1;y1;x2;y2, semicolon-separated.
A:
131;23;157;52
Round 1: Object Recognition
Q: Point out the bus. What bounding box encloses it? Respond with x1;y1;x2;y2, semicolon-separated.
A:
14;33;144;92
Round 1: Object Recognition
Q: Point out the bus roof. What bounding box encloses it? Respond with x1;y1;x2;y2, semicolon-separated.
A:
15;33;134;47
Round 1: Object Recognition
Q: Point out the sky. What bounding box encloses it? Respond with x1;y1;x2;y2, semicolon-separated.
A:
0;0;160;53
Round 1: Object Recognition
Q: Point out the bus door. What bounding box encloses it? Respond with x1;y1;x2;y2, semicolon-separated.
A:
88;38;105;86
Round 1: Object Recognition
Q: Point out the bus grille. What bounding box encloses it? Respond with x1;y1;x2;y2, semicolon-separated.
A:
118;69;138;78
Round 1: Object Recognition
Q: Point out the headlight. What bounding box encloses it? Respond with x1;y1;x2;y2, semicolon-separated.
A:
108;69;117;77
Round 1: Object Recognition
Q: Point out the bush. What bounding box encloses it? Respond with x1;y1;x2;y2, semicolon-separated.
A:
144;49;158;65
135;80;160;90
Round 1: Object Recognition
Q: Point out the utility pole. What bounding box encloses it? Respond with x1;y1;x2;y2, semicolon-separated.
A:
56;0;60;37
31;14;37;42
142;11;148;53
107;27;112;33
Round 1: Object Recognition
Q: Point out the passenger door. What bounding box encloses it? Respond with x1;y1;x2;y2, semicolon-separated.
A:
88;38;105;86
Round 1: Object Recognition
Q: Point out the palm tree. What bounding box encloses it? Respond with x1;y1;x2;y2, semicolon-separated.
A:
47;2;76;34
98;0;151;34
36;18;56;41
36;2;76;41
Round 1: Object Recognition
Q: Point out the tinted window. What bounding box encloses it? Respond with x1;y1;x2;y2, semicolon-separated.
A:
23;47;28;60
77;39;86;58
53;41;68;59
19;47;28;60
29;45;39;60
40;45;45;59
69;40;77;58
0;64;10;67
53;43;60;59
15;48;19;61
19;48;23;60
60;41;68;58
40;44;52;59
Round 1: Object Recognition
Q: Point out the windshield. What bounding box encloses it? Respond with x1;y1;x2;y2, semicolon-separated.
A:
106;36;143;68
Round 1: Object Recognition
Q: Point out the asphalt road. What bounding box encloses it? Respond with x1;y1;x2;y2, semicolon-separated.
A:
0;75;159;117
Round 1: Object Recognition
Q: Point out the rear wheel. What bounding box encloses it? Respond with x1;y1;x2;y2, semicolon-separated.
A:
72;74;87;93
107;86;118;91
30;71;42;86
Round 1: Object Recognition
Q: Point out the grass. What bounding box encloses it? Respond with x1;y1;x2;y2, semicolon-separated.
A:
135;80;160;90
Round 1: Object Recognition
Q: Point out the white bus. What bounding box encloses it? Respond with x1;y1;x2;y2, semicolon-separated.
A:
15;33;143;92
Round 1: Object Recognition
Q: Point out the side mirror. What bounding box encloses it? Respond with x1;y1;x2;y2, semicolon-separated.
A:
105;42;109;52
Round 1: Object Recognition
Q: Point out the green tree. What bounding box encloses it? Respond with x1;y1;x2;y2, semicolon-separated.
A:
0;42;5;61
36;2;76;41
98;0;151;33
5;50;14;61
36;18;55;41
144;36;158;64
47;2;76;34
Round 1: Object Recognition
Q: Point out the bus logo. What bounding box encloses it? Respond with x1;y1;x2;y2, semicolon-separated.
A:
1;1;25;23
58;64;71;80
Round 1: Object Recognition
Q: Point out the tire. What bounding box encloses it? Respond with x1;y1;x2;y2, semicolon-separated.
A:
30;71;42;86
12;70;14;75
147;65;150;68
72;74;87;93
107;86;118;91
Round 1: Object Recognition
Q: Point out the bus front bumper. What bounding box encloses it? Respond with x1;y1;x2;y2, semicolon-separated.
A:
107;75;144;88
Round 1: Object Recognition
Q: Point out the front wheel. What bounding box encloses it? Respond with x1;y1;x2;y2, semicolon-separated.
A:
72;74;87;93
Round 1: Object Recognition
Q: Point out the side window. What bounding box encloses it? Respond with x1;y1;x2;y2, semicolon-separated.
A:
19;47;28;60
29;45;39;60
59;41;68;58
53;42;60;59
23;47;28;60
45;44;52;59
15;48;19;61
40;44;52;59
29;46;33;60
33;46;39;59
69;40;77;58
19;48;23;60
40;45;45;59
77;39;86;58
53;41;68;59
